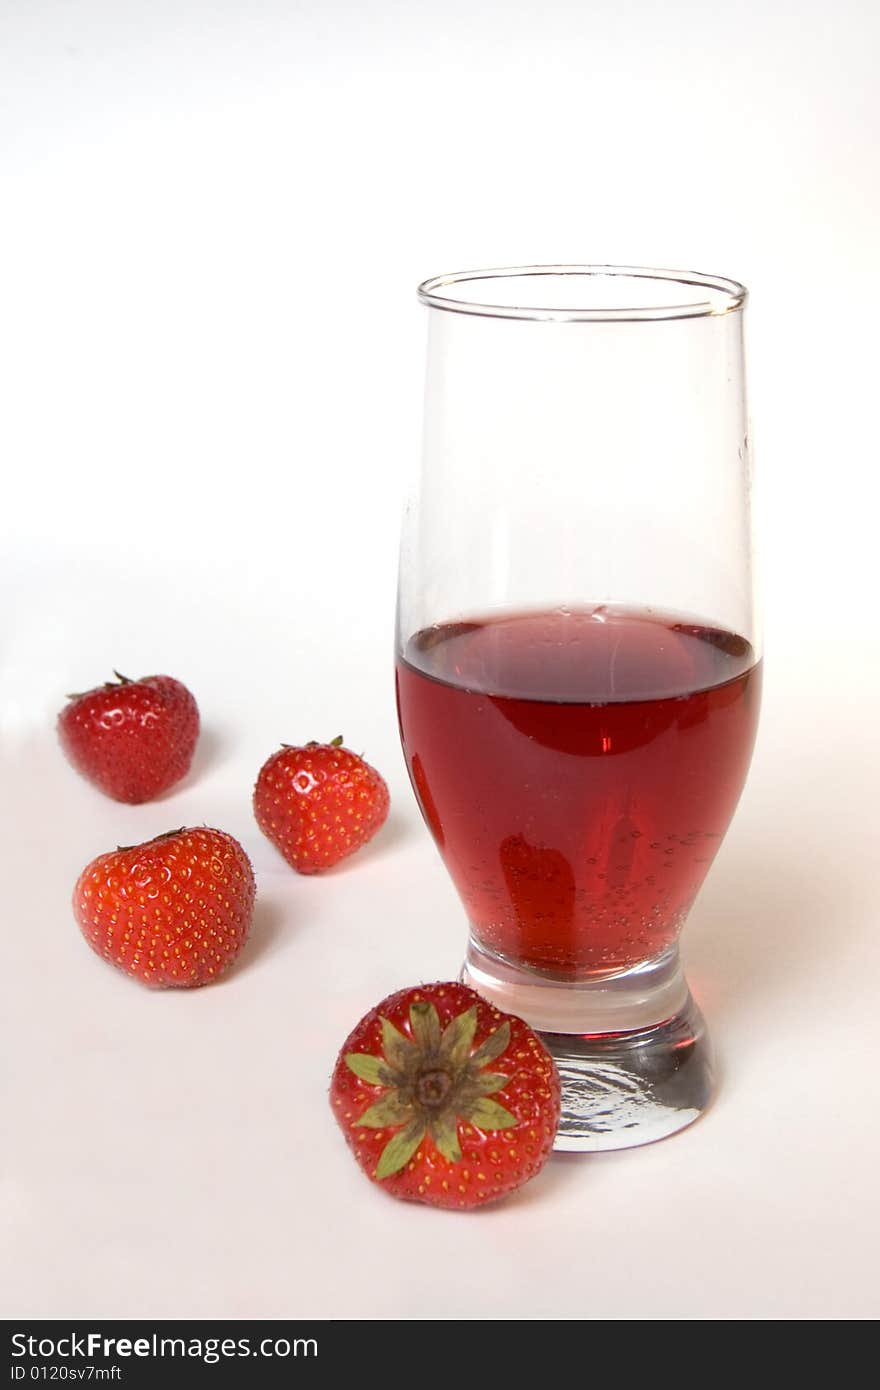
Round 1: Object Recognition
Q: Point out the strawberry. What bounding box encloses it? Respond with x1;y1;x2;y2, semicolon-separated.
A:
58;672;200;803
330;982;560;1208
73;827;255;988
253;736;389;874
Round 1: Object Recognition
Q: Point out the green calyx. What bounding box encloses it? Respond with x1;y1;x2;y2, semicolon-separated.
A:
345;1001;516;1180
115;826;186;853
281;735;345;751
66;670;134;701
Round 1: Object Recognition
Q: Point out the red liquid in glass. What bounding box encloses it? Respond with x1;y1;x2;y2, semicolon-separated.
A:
396;607;761;978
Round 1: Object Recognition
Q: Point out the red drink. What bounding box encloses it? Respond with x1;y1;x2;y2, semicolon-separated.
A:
396;606;761;978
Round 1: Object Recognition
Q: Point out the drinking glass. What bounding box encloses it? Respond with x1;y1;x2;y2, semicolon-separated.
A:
395;266;760;1150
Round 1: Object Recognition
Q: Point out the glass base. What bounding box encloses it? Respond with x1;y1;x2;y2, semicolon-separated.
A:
461;939;714;1152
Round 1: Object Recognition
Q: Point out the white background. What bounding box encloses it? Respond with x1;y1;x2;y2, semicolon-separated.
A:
2;0;878;1320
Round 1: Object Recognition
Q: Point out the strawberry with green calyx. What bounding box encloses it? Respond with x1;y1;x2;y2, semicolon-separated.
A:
253;736;389;873
73;826;255;988
58;671;199;803
330;981;560;1208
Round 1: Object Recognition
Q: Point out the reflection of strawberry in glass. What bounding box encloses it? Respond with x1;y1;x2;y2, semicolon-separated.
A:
410;752;445;848
500;834;576;972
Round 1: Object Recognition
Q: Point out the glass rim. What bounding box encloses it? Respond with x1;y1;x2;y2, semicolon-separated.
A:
417;264;748;323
